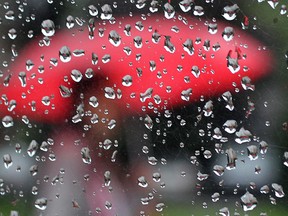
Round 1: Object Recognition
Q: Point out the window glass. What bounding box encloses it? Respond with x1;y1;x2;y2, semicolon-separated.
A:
0;1;287;215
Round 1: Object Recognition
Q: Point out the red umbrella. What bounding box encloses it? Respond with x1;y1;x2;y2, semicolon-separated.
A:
0;14;273;123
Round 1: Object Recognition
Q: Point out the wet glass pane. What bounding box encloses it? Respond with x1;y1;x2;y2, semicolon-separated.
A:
0;0;288;215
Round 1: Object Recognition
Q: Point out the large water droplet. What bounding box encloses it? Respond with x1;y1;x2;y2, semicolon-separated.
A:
183;38;194;55
103;139;112;150
179;0;194;12
163;3;175;19
41;19;55;37
138;176;148;187
222;27;234;41
104;87;116;99
140;88;153;102
223;120;237;133
247;145;258;160
88;5;98;16
134;36;143;48
100;4;113;20
164;36;175;53
203;100;213;117
35;197;48;210
81;147;91;164
3;154;13;169
222;4;239;20
226;148;237;170
235;127;252;144
59;85;72;98
144;115;153;130
272;183;285;198
108;30;121;47
71;69;83;82
219;207;230;216
30;165;38;176
59;46;71;63
241;76;255;91
241;191;257;211
66;15;75;29
2;116;13;128
194;6;204;16
27;140;38;157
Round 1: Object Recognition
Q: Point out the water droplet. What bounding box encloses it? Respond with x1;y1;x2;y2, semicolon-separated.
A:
122;75;132;87
247;145;258;160
134;36;143;48
241;76;255;91
163;3;175;19
179;0;194;12
41;19;55;37
222;4;239;20
27;140;38;157
102;54;111;63
140;88;153;102
267;0;279;9
164;36;175;53
208;23;218;34
181;88;192;101
280;4;287;14
103;139;112;150
88;5;98;16
260;185;270;194
100;4;113;20
92;52;98;65
191;65;200;78
35;197;48;210
104;171;111;186
226;148;237;170
138;176;148;187
2;116;13;128
152;172;161;182
41;96;50;106
5;10;15;20
219;207;230;216
88;96;98;108
8;28;17;40
211;192;220;202
7;100;16;112
197;171;209;181
152;31;161;43
144;115;153;130
108;119;116;129
183;38;194;55
66;15;75;29
203;150;212;159
59;85;72;98
108;30;121;47
104;87;116;99
240;191;257;211
73;49;85;57
59;46;71;63
223;120;237;134
222;27;234;41
155;203;165;212
3;154;13;169
81;147;91;164
272;183;285;198
235;127;252;144
148;156;157;165
135;21;144;31
71;69;83;82
194;6;204;16
90;114;99;124
29;165;38;176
